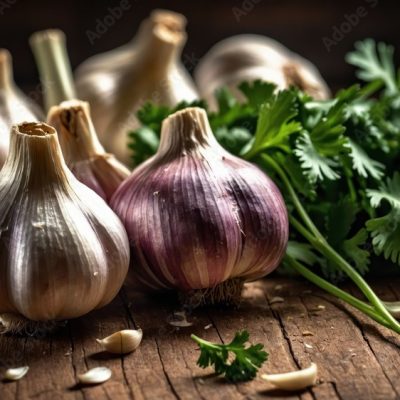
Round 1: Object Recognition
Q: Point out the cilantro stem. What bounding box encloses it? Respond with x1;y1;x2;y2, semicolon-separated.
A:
260;153;400;333
285;255;395;331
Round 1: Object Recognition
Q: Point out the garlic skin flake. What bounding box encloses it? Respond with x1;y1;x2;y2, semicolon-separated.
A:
195;35;330;109
0;49;43;168
262;363;318;391
47;100;130;202
75;9;198;165
4;366;29;381
0;122;129;332
111;108;288;303
97;329;143;354
78;367;112;385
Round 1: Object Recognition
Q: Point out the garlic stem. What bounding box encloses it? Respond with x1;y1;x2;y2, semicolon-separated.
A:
30;30;76;111
0;49;13;90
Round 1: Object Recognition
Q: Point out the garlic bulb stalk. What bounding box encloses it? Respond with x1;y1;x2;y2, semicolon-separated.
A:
0;122;129;333
75;9;199;165
195;35;330;109
0;49;43;168
29;30;77;112
111;107;288;304
47;100;130;202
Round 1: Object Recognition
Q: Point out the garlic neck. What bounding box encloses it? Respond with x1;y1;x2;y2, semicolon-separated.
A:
2;122;71;188
47;100;106;164
158;107;221;157
30;30;76;111
0;49;14;90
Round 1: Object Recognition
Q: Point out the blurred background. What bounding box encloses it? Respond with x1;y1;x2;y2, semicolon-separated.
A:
0;0;399;96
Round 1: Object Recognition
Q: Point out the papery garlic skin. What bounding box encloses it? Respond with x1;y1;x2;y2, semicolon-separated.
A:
47;100;130;202
111;108;288;300
0;49;43;168
75;10;199;165
0;122;129;328
195;35;330;109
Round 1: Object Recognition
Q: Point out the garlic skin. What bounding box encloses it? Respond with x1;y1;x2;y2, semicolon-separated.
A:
0;49;43;168
0;122;129;331
47;100;130;202
111;108;288;302
96;329;143;354
261;363;318;391
75;10;199;165
195;35;330;109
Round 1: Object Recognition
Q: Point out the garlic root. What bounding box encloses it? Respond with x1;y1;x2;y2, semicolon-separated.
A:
0;313;64;336
261;363;318;391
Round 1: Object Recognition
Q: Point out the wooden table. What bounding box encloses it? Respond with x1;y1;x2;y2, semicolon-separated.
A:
0;276;399;400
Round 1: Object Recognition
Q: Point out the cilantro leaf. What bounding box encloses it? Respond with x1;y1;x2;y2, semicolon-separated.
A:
191;331;268;382
366;173;400;264
238;80;275;110
346;139;384;180
243;89;301;157
342;229;371;274
128;126;160;166
286;241;324;266
294;132;340;183
346;39;398;95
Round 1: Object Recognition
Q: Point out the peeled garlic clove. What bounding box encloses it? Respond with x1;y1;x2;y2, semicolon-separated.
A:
4;366;29;381
77;367;112;385
47;100;130;202
261;363;318;391
75;10;198;165
96;329;143;354
384;301;400;318
195;34;330;109
0;122;129;334
29;30;76;112
111;107;288;304
0;49;43;168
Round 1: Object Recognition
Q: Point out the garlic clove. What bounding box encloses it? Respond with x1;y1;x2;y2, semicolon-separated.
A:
4;366;29;381
96;329;143;354
384;301;400;318
261;363;318;391
77;367;112;385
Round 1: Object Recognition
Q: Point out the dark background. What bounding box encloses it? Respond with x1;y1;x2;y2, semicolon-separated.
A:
0;0;399;96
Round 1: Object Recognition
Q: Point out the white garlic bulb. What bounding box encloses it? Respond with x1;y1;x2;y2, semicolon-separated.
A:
195;35;330;109
0;49;43;168
75;9;199;165
0;122;129;333
111;108;288;305
47;100;130;202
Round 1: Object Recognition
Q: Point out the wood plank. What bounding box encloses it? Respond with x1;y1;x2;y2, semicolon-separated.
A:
0;277;399;399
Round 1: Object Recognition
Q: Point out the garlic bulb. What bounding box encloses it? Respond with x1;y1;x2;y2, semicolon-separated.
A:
0;122;129;333
0;49;43;168
47;100;130;202
75;9;199;165
29;30;76;112
195;35;330;109
111;107;288;304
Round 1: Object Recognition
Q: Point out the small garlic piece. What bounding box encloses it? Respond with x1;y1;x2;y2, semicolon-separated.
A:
262;363;318;391
96;329;143;354
4;366;29;381
77;367;112;385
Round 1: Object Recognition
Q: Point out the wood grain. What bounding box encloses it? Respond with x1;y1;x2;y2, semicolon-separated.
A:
0;277;399;400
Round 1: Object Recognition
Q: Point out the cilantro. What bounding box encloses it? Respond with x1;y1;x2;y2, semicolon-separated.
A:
367;173;400;264
191;331;268;382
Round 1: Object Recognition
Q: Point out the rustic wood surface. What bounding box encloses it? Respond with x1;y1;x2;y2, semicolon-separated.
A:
0;276;399;400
